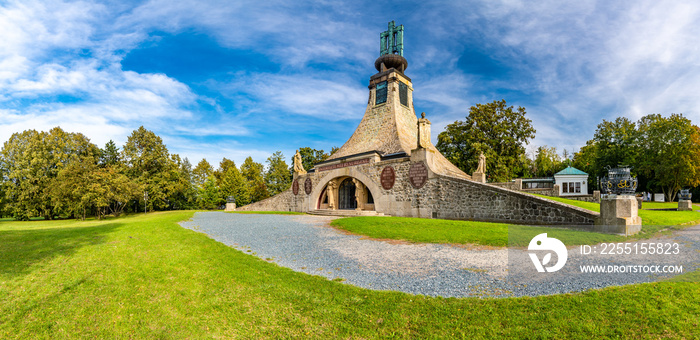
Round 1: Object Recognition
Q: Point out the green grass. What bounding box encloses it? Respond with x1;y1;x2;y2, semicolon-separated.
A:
0;211;698;338
226;210;306;215
331;216;625;247
531;194;700;227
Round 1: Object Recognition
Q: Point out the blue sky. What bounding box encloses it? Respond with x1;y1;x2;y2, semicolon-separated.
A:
2;1;700;168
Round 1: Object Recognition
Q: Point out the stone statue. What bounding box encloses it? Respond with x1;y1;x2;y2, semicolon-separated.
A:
293;150;306;175
352;178;365;211
326;180;337;210
476;152;486;173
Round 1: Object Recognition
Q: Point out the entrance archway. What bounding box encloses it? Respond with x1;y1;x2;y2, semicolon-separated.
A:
338;178;357;210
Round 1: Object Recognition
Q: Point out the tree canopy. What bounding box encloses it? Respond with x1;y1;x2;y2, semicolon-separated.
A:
436;100;536;182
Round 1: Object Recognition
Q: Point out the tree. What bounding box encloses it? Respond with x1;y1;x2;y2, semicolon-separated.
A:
219;164;251;206
572;141;599;192
534;146;562;177
265;151;291;196
197;176;222;209
100;140;120;167
164;154;197;210
0;127;98;220
436;100;536;182
52;158;139;219
241;156;268;203
192;159;213;188
636;114;700;201
591;117;638;177
294;147;329;171
121;126;173;211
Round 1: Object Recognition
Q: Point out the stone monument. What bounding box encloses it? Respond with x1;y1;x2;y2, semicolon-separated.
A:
596;166;641;235
678;189;693;211
224;195;236;211
472;152;486;183
233;21;600;229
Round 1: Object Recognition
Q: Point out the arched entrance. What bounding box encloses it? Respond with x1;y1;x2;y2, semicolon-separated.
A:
316;176;375;211
338;178;357;210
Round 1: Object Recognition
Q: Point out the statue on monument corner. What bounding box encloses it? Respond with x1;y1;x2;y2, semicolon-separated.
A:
293;149;306;175
476;152;486;173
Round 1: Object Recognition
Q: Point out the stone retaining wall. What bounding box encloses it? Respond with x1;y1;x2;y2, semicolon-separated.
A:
432;175;598;225
236;190;294;212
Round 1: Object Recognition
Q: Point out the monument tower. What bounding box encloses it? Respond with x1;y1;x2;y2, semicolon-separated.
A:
237;21;598;226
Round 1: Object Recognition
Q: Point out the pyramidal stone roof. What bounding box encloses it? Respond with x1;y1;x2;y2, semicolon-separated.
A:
555;166;588;176
325;69;469;179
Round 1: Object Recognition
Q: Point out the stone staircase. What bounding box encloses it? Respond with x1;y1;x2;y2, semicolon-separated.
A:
307;209;387;217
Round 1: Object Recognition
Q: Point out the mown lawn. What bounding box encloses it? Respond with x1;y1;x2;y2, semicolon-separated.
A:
1;211;698;338
331;216;626;247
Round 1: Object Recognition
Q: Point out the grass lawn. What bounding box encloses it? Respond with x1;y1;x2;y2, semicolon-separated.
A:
331;217;626;247
0;211;698;338
226;210;306;215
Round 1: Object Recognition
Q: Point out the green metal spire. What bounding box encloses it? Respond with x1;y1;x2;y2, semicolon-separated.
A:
380;21;404;57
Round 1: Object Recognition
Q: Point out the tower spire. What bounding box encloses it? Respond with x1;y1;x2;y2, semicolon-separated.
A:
375;21;408;73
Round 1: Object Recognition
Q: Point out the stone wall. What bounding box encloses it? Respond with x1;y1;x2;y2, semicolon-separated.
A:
236;189;294;212
490;179;522;191
562;194;600;203
521;187;559;197
431;175;598;225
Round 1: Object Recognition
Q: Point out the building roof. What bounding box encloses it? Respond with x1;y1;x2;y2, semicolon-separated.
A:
555;166;588;176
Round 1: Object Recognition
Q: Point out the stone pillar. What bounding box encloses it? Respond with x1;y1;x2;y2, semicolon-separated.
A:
678;200;693;211
225;203;236;211
596;195;642;235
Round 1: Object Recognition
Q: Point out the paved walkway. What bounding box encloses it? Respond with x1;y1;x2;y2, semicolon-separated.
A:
179;212;700;298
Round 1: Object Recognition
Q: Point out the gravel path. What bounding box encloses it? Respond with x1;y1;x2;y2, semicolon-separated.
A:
179;212;700;298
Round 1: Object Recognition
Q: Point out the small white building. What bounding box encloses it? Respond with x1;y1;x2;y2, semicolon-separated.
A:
554;166;588;196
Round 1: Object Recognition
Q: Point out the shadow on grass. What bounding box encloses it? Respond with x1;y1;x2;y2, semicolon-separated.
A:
0;223;121;280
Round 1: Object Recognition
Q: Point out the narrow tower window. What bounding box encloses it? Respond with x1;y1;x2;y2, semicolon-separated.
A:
375;81;387;105
399;81;408;106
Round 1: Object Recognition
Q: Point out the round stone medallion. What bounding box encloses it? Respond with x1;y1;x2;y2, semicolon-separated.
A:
380;166;396;190
292;179;299;195
408;161;428;189
304;177;312;195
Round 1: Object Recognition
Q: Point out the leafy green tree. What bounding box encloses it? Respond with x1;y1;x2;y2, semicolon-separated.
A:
265;151;291;196
197;176;222;210
215;158;237;182
294;147;329;171
121;126;173;211
636;114;700;201
534;146;562;177
591;117;638;177
219;163;251;206
0;127;98;220
241;156;269;203
436;100;536;182
193;159;214;188
572;141;599;192
164;154;197;210
53;158;138;219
